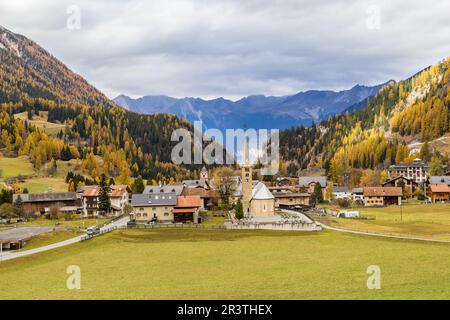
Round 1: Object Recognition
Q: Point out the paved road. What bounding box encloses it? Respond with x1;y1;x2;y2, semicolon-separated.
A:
319;222;450;244
0;216;130;262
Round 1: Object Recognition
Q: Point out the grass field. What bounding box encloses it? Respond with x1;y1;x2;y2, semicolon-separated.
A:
318;203;450;240
18;177;68;193
0;156;35;178
2;228;450;299
14;112;66;136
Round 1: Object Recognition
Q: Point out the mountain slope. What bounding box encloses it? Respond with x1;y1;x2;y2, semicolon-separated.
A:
0;25;113;107
114;83;386;131
279;58;450;181
0;25;198;181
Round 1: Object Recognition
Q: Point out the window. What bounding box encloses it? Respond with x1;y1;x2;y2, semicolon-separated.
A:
164;212;169;216
139;208;144;211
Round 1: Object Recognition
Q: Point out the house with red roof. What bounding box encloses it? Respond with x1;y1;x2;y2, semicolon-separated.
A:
173;195;202;223
428;184;450;203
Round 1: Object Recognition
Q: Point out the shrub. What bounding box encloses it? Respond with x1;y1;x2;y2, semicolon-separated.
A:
415;189;426;201
336;198;351;208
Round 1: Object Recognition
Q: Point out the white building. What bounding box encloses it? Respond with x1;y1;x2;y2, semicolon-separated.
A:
332;186;352;200
352;188;364;203
387;158;430;184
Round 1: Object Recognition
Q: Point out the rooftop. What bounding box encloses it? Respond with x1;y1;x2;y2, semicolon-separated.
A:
430;184;450;193
143;185;184;196
131;193;177;207
176;195;202;208
333;186;349;193
13;192;78;203
428;176;450;185
298;176;327;188
110;185;128;197
363;187;403;197
252;182;274;200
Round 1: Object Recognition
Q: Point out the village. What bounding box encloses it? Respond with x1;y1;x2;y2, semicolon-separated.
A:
1;148;449;252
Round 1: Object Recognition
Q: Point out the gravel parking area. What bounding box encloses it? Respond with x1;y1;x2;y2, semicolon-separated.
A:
0;226;55;242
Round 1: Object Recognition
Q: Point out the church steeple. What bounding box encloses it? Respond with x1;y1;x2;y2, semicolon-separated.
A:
241;136;252;217
200;166;209;181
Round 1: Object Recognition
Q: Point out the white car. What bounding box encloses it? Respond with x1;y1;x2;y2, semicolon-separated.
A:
338;211;360;218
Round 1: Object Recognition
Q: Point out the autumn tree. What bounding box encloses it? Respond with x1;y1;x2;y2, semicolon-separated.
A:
430;155;444;175
212;167;238;207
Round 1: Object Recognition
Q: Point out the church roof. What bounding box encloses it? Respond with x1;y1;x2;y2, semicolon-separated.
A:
252;182;274;200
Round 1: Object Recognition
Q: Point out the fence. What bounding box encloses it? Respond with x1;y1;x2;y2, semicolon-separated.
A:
129;224;227;230
225;221;322;232
80;225;127;241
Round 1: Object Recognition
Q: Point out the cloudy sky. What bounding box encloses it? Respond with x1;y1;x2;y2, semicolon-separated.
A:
1;0;449;100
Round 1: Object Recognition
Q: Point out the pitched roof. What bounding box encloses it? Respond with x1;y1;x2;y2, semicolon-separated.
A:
430;184;450;193
110;185;128;197
352;188;364;194
333;186;349;193
182;179;209;189
298;176;327;188
382;175;418;186
13;192;79;203
363;187;403;197
143;185;184;196
252;182;274;200
82;186;99;197
131;193;177;207
176;195;201;208
428;176;450;186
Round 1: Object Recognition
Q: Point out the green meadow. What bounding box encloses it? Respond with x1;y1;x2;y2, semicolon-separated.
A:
1;229;450;299
319;203;450;240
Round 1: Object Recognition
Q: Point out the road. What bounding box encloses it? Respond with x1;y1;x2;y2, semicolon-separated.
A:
0;216;130;262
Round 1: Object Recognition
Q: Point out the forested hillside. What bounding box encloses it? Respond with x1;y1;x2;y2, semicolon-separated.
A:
280;58;450;184
0;25;198;182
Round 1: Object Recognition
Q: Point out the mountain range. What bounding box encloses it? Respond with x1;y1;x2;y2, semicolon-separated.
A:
1;23;449;182
114;83;388;131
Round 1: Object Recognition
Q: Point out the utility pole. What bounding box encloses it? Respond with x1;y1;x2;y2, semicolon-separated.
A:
400;203;403;222
0;242;3;261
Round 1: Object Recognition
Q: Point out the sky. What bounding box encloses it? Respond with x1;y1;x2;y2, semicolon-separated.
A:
1;0;449;100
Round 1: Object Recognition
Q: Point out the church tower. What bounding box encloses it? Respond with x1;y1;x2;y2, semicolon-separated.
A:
200;166;209;181
241;137;253;217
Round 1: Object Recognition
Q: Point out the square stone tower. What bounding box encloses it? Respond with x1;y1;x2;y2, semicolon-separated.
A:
241;137;252;217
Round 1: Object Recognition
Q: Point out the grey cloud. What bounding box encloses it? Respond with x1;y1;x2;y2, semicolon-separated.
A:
0;0;449;99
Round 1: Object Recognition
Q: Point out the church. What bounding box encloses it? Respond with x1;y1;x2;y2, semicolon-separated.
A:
241;139;275;218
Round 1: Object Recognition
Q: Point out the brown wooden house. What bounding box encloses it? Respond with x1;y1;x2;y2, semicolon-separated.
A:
12;192;81;216
428;184;450;203
382;176;418;198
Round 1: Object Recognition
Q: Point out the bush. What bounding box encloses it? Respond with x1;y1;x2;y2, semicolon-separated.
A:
336;198;351;208
415;189;426;201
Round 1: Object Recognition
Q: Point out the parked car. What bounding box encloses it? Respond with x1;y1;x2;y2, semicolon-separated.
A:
338;211;360;218
0;219;8;224
86;226;100;236
127;220;136;227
